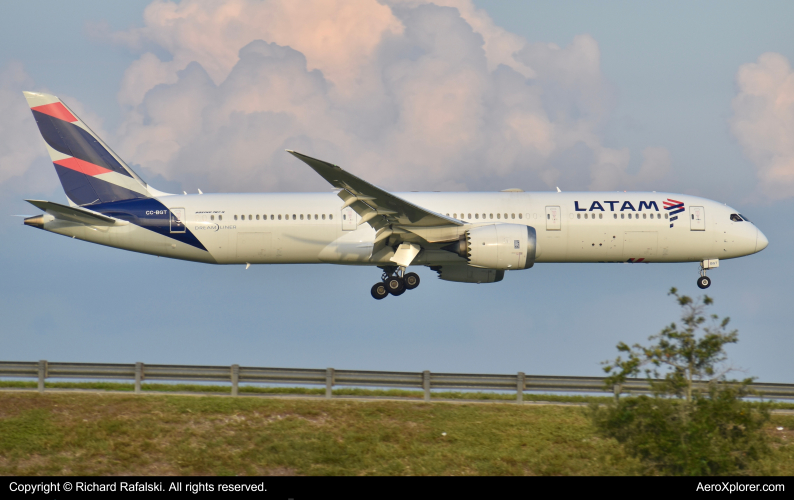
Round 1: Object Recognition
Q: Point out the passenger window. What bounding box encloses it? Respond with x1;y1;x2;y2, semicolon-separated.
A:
476;214;480;219
292;214;296;220
329;214;333;220
322;214;326;220
278;214;282;220
643;213;646;219
577;213;581;219
621;214;625;219
547;214;550;219
315;214;318;220
210;215;214;221
519;214;523;219
453;213;457;218
300;214;304;220
234;215;238;220
489;214;493;219
599;213;603;219
256;214;260;220
511;214;515;219
219;215;223;221
482;214;485;219
613;214;617;219
468;213;471;219
497;213;501;219
664;213;668;219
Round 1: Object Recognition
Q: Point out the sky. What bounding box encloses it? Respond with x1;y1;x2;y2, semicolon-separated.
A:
1;0;793;385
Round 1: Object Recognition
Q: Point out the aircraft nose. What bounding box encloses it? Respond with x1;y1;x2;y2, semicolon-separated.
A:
756;228;769;253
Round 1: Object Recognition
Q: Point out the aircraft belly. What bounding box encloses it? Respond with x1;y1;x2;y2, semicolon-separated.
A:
276;226;335;263
535;230;568;263
319;226;374;264
47;221;216;263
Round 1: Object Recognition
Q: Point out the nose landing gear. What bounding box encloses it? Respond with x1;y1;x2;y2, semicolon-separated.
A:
697;263;711;289
371;267;421;299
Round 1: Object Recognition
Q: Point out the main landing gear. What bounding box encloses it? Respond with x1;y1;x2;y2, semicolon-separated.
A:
697;264;712;289
371;267;421;300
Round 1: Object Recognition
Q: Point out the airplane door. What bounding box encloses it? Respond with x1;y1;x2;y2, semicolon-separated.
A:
341;207;356;231
170;208;186;233
545;206;561;230
689;206;705;231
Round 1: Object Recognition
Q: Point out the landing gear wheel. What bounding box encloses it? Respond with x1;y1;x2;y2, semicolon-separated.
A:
371;282;389;300
386;276;406;296
404;272;420;290
697;276;711;289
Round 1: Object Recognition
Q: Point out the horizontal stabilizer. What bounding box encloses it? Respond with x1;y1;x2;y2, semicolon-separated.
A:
25;199;128;226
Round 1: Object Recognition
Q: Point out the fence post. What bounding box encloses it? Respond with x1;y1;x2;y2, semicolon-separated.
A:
37;360;47;393
231;364;240;397
325;368;334;399
517;372;525;404
613;383;622;402
423;370;431;402
134;362;143;394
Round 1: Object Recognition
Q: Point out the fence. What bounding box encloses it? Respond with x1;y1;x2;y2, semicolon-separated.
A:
2;360;793;402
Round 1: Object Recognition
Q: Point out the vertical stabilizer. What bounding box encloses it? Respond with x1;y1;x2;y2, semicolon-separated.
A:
23;91;155;206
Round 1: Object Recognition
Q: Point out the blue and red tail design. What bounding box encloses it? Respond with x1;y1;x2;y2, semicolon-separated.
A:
663;198;684;228
23;91;153;206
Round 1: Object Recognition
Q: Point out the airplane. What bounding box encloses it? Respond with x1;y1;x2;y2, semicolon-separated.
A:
20;91;768;299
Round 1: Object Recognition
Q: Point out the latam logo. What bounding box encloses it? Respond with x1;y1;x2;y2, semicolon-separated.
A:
664;198;685;228
574;201;659;212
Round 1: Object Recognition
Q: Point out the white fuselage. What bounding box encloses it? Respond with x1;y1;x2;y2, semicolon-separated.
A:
40;191;767;268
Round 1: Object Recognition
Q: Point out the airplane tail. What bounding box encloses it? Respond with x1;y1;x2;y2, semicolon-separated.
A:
23;91;156;206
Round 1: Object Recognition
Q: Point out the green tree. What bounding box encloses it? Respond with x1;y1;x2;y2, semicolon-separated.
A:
590;288;771;475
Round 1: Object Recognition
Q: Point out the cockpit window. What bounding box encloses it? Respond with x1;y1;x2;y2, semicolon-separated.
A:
739;214;751;222
730;214;743;222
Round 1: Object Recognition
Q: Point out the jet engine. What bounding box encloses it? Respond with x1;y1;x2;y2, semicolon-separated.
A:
445;224;536;270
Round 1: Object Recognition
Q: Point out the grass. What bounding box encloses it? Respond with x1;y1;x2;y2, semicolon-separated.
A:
0;392;792;476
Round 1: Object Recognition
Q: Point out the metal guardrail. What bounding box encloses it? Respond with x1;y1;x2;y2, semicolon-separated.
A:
1;361;793;401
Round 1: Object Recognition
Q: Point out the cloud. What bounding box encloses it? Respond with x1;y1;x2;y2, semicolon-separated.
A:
730;52;794;200
105;0;671;194
0;62;46;186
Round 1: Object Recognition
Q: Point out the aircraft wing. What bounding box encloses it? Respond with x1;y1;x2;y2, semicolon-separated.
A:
286;150;462;231
25;199;128;226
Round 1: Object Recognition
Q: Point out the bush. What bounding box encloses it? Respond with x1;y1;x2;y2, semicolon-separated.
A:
590;288;771;475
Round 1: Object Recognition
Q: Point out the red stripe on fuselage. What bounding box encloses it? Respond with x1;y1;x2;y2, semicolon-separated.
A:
31;102;77;122
54;157;113;176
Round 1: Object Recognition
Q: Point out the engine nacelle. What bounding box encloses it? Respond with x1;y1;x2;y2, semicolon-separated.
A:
431;266;504;283
447;224;536;270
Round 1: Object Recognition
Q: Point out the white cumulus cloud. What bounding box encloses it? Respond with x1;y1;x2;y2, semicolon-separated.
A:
730;52;794;200
102;0;672;194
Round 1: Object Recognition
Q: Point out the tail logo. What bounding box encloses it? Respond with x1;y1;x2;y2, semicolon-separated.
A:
663;198;684;228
